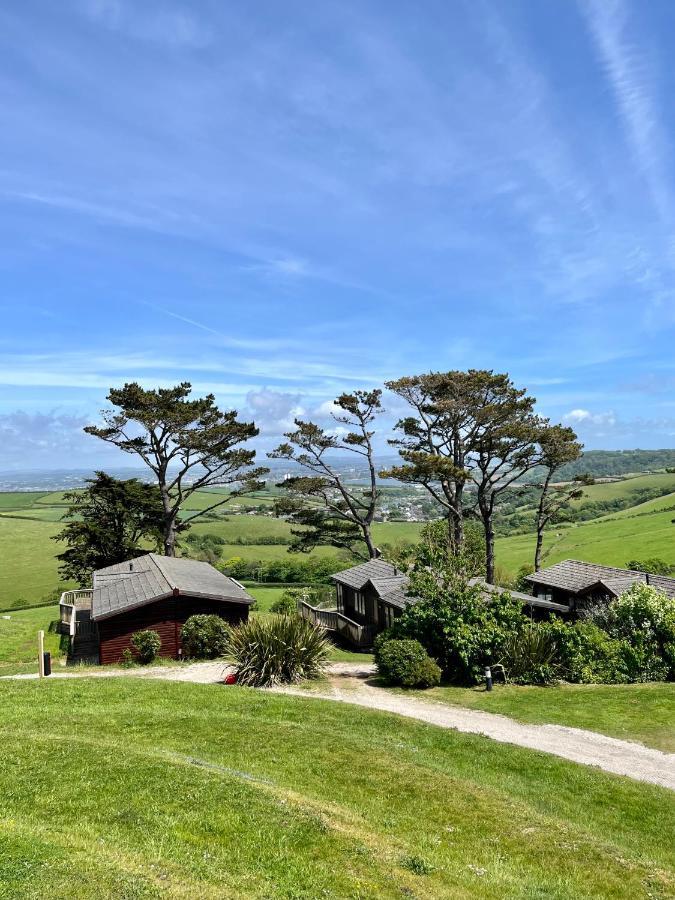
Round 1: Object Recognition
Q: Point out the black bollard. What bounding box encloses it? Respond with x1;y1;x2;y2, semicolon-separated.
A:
43;652;51;677
484;665;492;691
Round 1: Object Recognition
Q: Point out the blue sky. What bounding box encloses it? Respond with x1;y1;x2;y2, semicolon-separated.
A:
1;0;675;469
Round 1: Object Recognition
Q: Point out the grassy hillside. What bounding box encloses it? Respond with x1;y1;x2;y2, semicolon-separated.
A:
1;478;673;608
0;678;672;898
569;472;675;504
496;505;675;574
0;516;71;609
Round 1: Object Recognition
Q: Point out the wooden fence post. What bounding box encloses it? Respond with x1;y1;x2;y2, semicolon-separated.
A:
38;630;45;678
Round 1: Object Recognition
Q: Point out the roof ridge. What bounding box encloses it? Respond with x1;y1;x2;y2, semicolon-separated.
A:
145;553;172;591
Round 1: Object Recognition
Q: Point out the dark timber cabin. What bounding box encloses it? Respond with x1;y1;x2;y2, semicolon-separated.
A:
526;559;675;617
298;558;567;648
59;553;253;665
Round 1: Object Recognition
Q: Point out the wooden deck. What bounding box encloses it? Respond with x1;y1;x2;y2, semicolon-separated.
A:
298;600;376;648
59;590;98;664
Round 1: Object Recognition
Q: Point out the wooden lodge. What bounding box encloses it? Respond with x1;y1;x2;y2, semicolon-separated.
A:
525;559;675;615
60;553;253;665
298;558;567;649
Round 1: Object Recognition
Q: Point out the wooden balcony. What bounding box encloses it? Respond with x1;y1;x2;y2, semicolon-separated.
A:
298;600;376;648
58;590;93;632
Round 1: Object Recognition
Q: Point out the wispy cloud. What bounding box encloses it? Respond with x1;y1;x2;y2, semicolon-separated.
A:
582;0;673;222
81;0;211;48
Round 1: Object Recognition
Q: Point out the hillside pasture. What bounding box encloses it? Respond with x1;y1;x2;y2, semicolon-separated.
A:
568;472;675;504
0;517;70;610
0;678;672;898
496;505;675;575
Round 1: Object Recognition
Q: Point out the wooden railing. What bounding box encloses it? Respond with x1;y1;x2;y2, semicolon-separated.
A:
59;590;93;609
59;590;93;637
298;601;376;648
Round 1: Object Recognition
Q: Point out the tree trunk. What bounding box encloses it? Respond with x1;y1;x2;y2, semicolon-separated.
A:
163;521;177;557
363;526;379;559
534;527;544;571
452;482;464;554
480;503;495;584
160;483;176;557
534;471;552;573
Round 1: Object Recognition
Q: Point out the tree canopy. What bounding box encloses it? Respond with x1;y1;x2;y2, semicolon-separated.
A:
54;472;165;585
269;390;383;559
84;382;267;556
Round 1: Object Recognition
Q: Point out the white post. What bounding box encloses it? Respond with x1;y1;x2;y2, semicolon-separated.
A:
38;630;45;678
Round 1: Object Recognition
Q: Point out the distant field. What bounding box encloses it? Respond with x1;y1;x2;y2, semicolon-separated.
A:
569;471;675;504
497;505;675;574
594;490;675;520
0;517;72;610
1;478;673;608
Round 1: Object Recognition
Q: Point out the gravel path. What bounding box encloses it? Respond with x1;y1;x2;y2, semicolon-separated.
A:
5;660;673;790
273;663;675;791
2;660;232;684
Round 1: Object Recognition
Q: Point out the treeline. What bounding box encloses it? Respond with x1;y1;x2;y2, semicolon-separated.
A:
220;555;347;584
557;449;675;479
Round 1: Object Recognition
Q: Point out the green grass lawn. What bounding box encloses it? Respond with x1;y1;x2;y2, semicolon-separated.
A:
0;678;672;899
0;605;66;677
409;682;675;752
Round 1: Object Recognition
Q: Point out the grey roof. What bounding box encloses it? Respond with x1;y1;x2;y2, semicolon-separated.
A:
92;553;254;620
525;559;675;599
331;559;403;590
333;560;573;613
468;578;570;613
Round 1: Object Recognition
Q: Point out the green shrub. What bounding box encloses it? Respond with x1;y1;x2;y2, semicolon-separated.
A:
387;575;525;684
375;638;441;688
499;625;559;685
226;615;331;686
181;614;229;659
626;558;674;576
544;619;629;684
414;656;443;688
130;630;161;664
120;647;134;668
270;588;304;615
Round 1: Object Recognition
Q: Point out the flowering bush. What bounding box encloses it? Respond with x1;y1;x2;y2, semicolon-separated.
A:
587;584;675;682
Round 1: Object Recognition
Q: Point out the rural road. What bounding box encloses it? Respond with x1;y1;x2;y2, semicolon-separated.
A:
4;660;674;790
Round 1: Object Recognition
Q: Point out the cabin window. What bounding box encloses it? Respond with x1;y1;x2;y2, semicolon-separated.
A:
354;591;366;615
537;589;553;603
336;583;343;610
382;604;395;629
